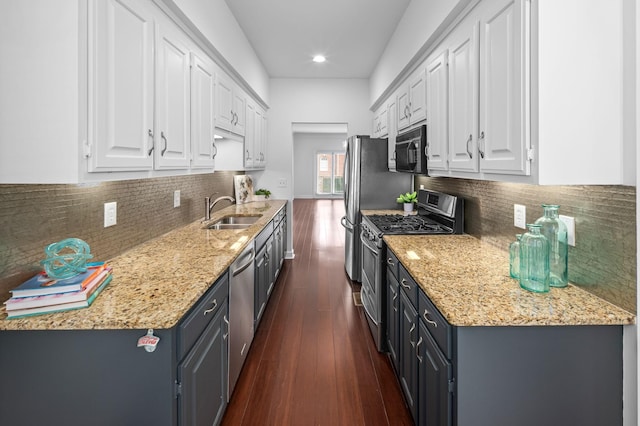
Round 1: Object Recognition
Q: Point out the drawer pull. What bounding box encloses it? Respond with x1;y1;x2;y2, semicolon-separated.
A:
423;309;438;328
386;257;395;266
416;336;423;363
400;278;411;289
204;299;217;315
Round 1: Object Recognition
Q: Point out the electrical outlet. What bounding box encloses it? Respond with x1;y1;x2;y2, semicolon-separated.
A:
514;204;526;229
104;202;117;227
173;190;181;208
278;178;287;188
559;215;576;246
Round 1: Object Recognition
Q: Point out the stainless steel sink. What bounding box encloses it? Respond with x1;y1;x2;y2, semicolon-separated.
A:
206;215;261;230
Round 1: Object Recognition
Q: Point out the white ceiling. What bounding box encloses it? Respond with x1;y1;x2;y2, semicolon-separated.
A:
224;0;411;79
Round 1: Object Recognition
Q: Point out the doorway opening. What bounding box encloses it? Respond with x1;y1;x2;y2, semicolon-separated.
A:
316;151;345;196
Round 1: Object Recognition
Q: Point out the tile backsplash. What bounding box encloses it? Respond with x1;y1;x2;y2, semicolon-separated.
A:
416;177;637;314
0;172;240;300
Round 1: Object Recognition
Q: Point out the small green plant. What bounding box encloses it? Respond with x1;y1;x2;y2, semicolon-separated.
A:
255;188;271;199
396;191;417;204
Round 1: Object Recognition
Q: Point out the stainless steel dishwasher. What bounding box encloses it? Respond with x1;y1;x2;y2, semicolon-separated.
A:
228;242;255;397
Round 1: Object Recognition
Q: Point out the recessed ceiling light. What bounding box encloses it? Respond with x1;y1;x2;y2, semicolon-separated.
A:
313;55;326;63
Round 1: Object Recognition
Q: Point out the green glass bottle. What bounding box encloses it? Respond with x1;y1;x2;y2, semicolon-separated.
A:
534;204;568;287
519;224;550;293
509;234;522;279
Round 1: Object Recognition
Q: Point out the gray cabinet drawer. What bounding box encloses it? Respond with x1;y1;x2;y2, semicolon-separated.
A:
386;249;399;280
398;264;418;308
178;271;229;360
255;220;274;250
418;289;451;359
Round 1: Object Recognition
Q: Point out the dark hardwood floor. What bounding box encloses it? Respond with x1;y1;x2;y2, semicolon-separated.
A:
222;199;413;425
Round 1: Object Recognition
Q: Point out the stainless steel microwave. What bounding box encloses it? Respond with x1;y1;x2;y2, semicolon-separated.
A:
395;125;427;174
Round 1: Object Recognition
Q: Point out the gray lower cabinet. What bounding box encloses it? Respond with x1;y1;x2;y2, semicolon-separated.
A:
254;235;272;326
387;256;624;426
386;268;400;373
0;272;229;426
177;273;229;426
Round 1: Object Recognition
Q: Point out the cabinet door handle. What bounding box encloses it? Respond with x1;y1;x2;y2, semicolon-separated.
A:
212;141;217;159
424;144;429;160
392;291;398;312
423;309;438;328
246;149;250;161
478;131;485;159
409;323;416;348
147;129;154;156
400;278;411;289
416;335;423;363
203;299;217;315
466;134;473;159
223;314;229;340
386;258;395;267
161;131;168;156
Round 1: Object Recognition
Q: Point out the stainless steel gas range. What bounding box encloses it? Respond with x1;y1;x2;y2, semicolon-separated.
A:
359;189;464;351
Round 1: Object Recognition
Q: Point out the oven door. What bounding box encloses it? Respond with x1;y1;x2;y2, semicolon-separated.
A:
360;227;383;350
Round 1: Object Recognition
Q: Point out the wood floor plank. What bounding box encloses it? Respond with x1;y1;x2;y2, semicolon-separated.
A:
222;199;413;425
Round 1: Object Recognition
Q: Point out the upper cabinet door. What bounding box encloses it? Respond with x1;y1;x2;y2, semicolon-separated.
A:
478;0;529;175
155;21;191;169
88;0;155;171
397;87;410;131
190;52;216;169
448;21;479;173
232;90;246;136
408;68;426;124
426;50;449;171
215;72;234;132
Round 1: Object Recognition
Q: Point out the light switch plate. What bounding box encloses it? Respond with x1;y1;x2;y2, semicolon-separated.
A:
104;202;117;227
173;190;181;208
514;204;526;229
559;215;576;246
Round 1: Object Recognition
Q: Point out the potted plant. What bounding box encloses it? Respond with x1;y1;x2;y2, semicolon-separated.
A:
254;188;271;201
397;191;417;212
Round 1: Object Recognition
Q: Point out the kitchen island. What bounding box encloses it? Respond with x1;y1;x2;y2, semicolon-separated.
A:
0;200;287;426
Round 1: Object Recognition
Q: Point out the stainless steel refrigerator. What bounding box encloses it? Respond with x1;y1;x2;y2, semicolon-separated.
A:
341;135;411;282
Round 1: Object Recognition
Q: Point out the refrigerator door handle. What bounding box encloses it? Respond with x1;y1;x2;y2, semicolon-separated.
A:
340;216;354;230
343;142;350;213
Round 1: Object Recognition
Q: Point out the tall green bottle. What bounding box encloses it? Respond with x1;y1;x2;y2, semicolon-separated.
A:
534;204;568;287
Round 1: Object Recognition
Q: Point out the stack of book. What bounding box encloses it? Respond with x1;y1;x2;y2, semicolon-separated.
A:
4;263;112;319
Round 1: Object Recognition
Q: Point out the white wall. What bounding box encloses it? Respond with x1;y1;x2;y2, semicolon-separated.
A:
369;0;469;105
169;0;270;104
293;133;346;199
262;78;371;256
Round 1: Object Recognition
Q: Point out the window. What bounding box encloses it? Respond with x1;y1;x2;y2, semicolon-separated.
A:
316;151;345;196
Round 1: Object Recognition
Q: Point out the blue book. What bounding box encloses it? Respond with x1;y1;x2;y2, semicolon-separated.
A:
10;264;105;297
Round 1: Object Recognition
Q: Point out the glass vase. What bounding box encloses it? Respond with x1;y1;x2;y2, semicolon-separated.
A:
509;234;522;279
519;224;550;293
534;204;568;287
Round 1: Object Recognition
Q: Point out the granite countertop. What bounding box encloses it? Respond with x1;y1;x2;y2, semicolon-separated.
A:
384;234;635;326
0;200;287;331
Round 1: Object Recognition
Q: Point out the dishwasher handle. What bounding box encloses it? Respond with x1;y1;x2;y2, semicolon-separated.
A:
232;247;255;277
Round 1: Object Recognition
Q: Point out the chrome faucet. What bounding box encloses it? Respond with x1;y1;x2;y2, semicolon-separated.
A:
205;194;235;220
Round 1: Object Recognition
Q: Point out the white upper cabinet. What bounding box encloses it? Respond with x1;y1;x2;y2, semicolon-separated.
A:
88;0;155;172
215;71;246;137
425;50;449;172
477;0;529;175
243;100;267;170
154;20;191;170
190;52;217;169
372;104;388;138
387;98;397;170
447;20;479;173
397;67;427;132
